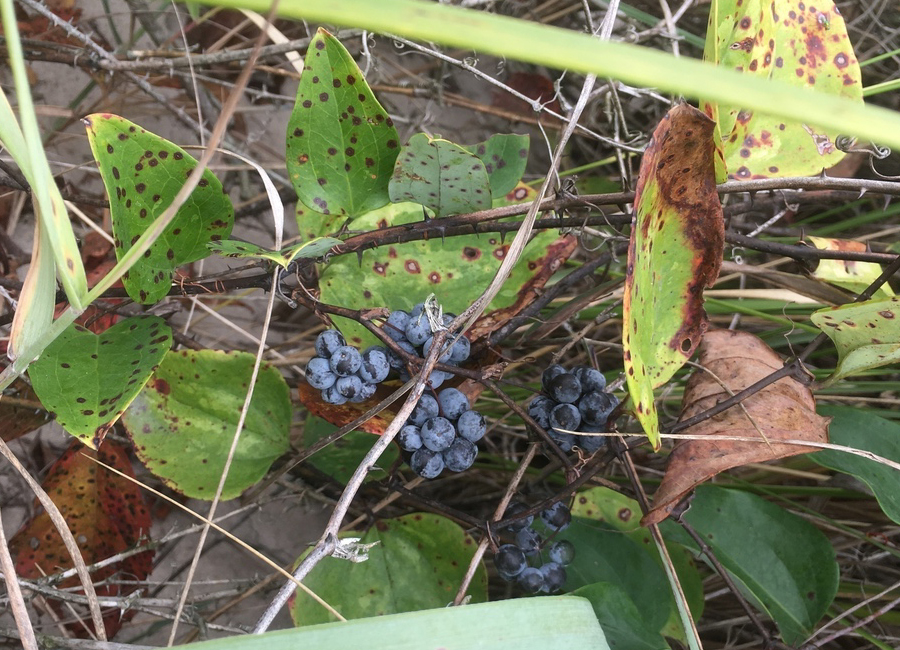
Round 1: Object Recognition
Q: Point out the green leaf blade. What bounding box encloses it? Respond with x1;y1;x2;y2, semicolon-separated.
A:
29;316;172;446
462;133;530;196
290;513;487;625
286;28;399;217
683;485;838;644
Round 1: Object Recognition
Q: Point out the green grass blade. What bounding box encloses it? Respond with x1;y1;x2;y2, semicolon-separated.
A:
206;0;900;153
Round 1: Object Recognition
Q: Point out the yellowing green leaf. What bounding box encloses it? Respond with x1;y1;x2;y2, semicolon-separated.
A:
623;104;724;449
807;236;894;299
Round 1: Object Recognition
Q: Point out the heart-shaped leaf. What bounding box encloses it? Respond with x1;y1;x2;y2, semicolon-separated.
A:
208;236;341;269
286;28;399;217
703;0;862;178
811;296;900;383
302;414;399;483
122;349;291;500
84;113;234;304
290;513;487;625
622;103;724;450
29;315;172;446
389;133;492;217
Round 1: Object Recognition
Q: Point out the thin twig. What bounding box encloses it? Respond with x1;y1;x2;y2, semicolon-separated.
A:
0;503;39;650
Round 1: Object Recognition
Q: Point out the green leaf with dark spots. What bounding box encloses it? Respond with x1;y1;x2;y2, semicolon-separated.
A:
286;28;399;217
29;316;172;447
463;133;530;196
810;296;900;384
83;114;234;304
389;133;491;217
318;196;573;349
122;349;291;500
290;514;486;625
208;236;341;269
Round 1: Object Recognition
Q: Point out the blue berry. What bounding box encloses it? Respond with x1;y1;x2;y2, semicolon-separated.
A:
448;335;471;363
315;329;346;358
541;502;571;532
359;346;390;384
409;394;439;426
421;416;456;451
427;369;453;389
423;336;453;363
504;502;533;532
305;357;337;390
335;375;363;399
575;430;606;454
384;310;411;341
550;431;576;452
387;338;417;370
330;346;362;376
457;409;486;442
547;373;582;403
517;567;545;593
549;402;581;432
515;527;542;556
351;381;377;403
494;544;527;580
437;387;469;420
443;438;477;472
528;396;554;429
578;391;618;426
541;364;567;391
405;313;431;346
321;384;347;405
410;448;444;479
539;562;567;592
398;424;423;451
573;366;606;393
548;540;575;566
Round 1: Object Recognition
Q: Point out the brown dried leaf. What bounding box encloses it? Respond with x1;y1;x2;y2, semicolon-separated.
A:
643;329;830;525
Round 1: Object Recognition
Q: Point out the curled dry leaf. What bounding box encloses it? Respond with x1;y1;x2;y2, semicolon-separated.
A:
642;329;830;525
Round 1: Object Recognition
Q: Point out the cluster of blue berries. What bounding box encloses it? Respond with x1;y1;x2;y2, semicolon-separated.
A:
493;501;575;593
382;302;471;389
397;387;486;479
305;329;390;405
527;364;618;453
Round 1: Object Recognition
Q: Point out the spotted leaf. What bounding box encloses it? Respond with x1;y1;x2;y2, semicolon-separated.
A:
623;104;724;450
122;349;291;500
28;315;171;447
10;439;154;639
84;114;234;304
462;133;530;196
810;296;900;384
208;236;341;269
286;28;399;217
702;0;862;178
807;236;894;299
389;133;492;218
319;189;574;349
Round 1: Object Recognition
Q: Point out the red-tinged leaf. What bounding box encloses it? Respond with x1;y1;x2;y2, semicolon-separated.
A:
0;377;50;443
642;329;830;525
297;381;392;435
10;440;153;639
622;104;724;450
